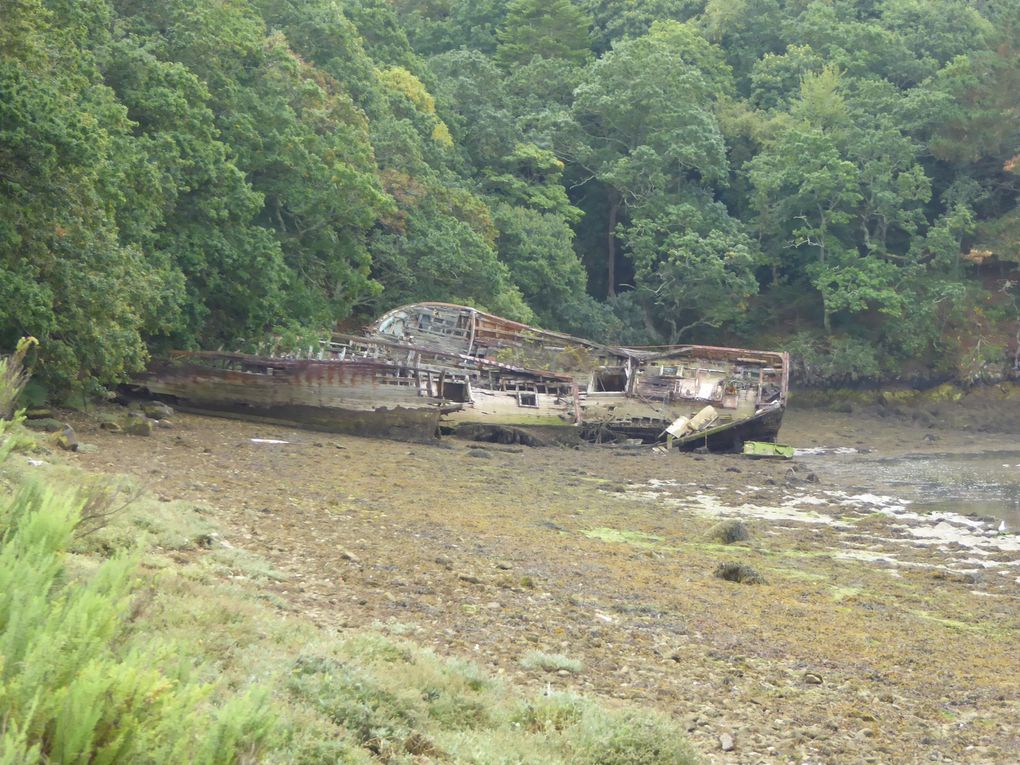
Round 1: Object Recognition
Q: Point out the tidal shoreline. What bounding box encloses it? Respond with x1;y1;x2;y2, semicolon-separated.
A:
51;404;1020;764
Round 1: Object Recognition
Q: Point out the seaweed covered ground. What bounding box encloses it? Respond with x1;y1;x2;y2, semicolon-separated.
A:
59;407;1020;764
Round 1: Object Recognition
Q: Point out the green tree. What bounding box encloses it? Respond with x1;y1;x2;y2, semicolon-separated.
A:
495;0;593;68
562;21;732;296
0;1;175;389
492;203;609;335
622;194;760;342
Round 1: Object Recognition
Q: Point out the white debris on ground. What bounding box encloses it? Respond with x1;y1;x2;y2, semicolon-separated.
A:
793;446;866;456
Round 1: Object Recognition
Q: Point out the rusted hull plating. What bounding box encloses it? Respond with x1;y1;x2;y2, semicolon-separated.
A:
137;353;454;443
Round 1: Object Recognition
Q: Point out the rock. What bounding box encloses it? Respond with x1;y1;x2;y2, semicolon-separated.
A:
403;732;440;758
457;572;483;584
714;562;766;585
338;548;360;563
25;408;52;419
156;419;174;429
705;519;750;545
805;472;820;483
803;672;823;685
77;443;98;454
99;421;122;432
142;401;174;420
55;426;78;451
725;466;742;473
694;446;710;455
435;554;454;570
719;732;735;751
25;417;65;433
122;417;154;436
495;561;513;570
466;448;491;459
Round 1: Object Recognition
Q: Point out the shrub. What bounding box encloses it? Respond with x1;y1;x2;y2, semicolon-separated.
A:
0;479;275;763
512;692;588;733
0;337;37;420
576;708;699;765
520;651;583;674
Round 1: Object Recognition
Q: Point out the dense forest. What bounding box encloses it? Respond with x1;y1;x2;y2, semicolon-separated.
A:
2;0;1019;393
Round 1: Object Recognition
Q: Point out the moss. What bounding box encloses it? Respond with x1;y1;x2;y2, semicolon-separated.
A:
830;586;863;602
704;518;750;544
920;383;965;403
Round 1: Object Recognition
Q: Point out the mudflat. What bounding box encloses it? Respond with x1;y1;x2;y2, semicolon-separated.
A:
68;407;1020;764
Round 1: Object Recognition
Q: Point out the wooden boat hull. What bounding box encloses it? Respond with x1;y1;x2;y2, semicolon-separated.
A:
586;404;784;449
136;353;452;443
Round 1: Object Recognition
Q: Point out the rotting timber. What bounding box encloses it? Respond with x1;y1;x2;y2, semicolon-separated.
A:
364;303;790;450
135;351;460;443
136;303;789;450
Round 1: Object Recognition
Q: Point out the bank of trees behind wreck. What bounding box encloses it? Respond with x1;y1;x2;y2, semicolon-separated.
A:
2;0;1019;393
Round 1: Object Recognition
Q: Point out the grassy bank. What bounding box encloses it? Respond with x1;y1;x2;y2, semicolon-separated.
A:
0;417;699;765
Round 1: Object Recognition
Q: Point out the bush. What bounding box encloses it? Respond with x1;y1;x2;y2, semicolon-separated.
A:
512;692;588;733
577;708;699;765
520;651;583;674
0;337;37;420
0;477;275;763
785;332;884;386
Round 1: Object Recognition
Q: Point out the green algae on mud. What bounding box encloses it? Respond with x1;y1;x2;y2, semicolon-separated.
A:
583;527;665;547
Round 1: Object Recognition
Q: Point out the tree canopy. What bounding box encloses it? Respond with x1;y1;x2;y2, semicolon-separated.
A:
2;0;1019;389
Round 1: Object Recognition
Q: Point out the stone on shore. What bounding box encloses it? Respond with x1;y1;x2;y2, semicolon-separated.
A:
714;562;766;584
705;519;750;544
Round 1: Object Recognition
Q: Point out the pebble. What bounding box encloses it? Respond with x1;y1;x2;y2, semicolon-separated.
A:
804;672;824;684
719;732;735;751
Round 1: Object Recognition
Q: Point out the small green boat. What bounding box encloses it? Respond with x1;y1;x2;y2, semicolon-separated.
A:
742;441;794;459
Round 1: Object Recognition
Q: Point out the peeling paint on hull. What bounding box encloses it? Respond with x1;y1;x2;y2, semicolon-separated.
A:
136;353;451;443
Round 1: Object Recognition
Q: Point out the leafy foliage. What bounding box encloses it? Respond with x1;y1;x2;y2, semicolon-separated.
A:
0;480;275;764
3;0;1020;386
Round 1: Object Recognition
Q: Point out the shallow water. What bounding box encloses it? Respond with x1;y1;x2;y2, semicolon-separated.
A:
798;448;1020;531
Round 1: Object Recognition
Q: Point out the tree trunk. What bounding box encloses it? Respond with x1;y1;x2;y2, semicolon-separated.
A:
607;194;620;298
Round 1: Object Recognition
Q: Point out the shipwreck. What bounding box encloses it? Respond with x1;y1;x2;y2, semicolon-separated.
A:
136;302;789;450
364;303;789;449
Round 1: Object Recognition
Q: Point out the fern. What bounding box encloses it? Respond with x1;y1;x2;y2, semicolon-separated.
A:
0;480;276;764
